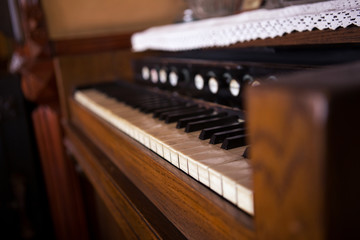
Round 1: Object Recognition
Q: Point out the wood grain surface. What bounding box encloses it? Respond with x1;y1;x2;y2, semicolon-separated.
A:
51;24;360;55
32;107;89;240
247;62;360;239
64;124;160;239
52;33;132;55
248;87;327;239
54;49;138;120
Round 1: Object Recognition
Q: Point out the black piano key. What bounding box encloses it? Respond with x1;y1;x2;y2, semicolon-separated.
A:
153;104;191;117
221;135;247;150
176;112;227;129
138;99;172;109
129;97;165;108
165;109;214;123
141;102;181;113
162;106;203;117
128;95;159;102
185;115;238;133
209;128;246;144
199;122;245;140
159;106;201;117
153;104;192;118
243;146;250;158
127;98;157;108
159;106;200;120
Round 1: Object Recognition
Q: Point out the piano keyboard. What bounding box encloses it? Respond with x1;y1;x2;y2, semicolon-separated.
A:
74;82;253;215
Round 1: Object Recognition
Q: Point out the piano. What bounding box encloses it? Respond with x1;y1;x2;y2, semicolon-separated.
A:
64;50;360;239
55;2;360;240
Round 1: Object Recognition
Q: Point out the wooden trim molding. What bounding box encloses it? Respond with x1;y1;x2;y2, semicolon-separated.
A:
52;33;133;55
52;26;360;56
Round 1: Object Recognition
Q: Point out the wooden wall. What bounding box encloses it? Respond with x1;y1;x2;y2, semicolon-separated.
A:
41;0;186;39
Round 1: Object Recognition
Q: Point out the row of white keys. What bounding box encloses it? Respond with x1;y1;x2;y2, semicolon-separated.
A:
209;160;253;214
74;89;254;215
107;93;255;215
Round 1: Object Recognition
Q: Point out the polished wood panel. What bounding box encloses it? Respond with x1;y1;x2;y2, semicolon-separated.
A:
54;49;139;120
32;106;88;240
68;98;255;240
64;124;159;239
65;123;187;239
52;24;360;56
78;169;128;240
247;62;360;239
42;0;186;39
52;33;132;55
249;85;326;239
91;189;128;240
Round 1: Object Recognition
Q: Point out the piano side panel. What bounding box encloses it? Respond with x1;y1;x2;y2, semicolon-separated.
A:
248;87;327;239
247;62;360;239
68;98;255;240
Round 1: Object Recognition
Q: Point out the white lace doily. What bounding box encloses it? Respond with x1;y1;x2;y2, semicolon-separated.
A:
132;0;360;52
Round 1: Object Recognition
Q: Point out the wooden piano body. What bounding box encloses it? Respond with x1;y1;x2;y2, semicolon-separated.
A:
43;14;360;240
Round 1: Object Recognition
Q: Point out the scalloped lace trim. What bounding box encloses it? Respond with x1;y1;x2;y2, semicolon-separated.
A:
132;0;360;52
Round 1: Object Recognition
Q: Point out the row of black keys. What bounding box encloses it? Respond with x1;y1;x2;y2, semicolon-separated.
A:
94;83;249;152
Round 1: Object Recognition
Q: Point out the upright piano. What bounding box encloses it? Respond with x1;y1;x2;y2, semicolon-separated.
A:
56;1;360;239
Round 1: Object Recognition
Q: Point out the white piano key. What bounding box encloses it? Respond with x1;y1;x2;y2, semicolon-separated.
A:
179;147;244;187
178;153;188;173
237;184;254;215
210;160;252;214
134;128;140;142
138;130;145;145
208;169;222;195
144;134;150;148
197;162;210;187
188;157;199;180
156;140;164;157
163;146;171;162
150;136;157;152
170;149;179;168
222;176;237;204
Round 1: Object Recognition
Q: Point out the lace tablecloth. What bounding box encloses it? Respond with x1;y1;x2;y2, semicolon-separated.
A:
132;0;360;52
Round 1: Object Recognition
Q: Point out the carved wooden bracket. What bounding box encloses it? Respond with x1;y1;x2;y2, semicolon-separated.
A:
21;59;57;105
